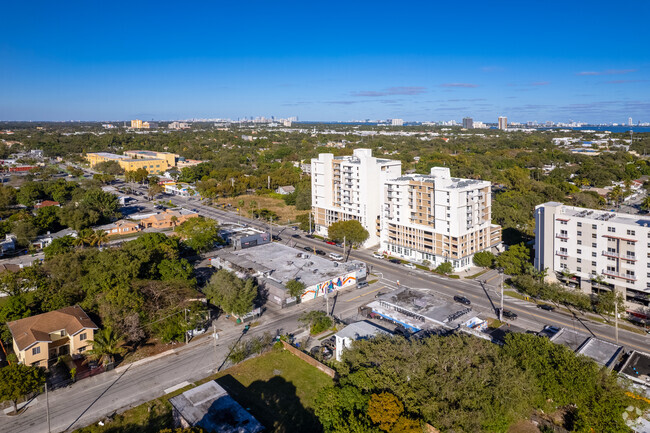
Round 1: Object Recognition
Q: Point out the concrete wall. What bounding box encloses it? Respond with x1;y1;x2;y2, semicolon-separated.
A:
281;341;335;378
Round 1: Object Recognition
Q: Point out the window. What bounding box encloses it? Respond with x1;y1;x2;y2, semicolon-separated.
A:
79;332;87;341
608;227;615;233
577;240;582;245
577;267;581;272
577;222;582;227
577;258;582;263
592;224;597;229
592;261;597;266
592;252;597;257
560;220;568;225
628;230;635;236
577;249;582;254
78;346;86;353
577;231;582;236
32;346;40;355
627;241;635;246
592;233;597;238
592;243;597;248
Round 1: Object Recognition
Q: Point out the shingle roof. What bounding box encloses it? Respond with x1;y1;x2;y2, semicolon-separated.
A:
7;306;98;351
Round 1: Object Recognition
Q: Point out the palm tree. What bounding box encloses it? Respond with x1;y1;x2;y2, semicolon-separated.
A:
170;215;179;227
90;230;108;247
87;327;127;365
607;185;624;209
641;195;650;213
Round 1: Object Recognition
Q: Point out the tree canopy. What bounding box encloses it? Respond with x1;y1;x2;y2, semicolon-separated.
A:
204;269;257;315
328;220;369;247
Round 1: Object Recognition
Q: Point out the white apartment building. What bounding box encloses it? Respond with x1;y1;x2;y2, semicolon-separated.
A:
498;116;508;130
311;149;402;246
391;118;404;126
535;202;650;309
380;167;501;271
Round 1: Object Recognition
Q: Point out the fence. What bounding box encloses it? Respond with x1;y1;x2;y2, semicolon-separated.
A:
281;340;336;378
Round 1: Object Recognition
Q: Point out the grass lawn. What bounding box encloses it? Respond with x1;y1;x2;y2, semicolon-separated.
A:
74;348;332;433
215;195;302;223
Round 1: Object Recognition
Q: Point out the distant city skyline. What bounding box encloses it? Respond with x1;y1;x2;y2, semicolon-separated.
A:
1;1;648;122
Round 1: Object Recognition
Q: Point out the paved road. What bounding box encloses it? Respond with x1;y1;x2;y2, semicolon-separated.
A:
0;277;384;433
165;193;650;352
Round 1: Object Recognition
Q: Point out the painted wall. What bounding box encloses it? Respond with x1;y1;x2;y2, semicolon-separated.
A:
300;271;357;302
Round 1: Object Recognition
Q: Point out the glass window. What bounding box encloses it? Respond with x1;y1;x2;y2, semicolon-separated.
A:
32;346;40;355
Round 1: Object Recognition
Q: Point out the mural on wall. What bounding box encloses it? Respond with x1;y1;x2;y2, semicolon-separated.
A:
301;272;357;301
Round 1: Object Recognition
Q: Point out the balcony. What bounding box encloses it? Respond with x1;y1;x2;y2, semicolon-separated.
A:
556;250;569;257
601;251;637;261
555;233;569;239
602;269;637;281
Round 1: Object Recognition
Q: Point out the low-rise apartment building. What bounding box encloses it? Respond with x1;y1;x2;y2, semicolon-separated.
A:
86;150;179;175
140;208;198;229
380;167;501;270
535;202;650;308
7;306;98;368
311;148;402;246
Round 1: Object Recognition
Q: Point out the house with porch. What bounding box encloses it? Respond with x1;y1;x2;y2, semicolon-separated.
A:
7;306;98;368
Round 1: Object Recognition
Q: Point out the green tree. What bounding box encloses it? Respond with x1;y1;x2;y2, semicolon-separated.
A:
328;220;369;253
494;243;530;276
435;262;453;275
148;183;163;200
299;310;333;335
473;251;495;268
285;279;306;299
94;160;125;175
641;195;650;212
87;327;127;365
0;364;45;414
204;269;257;315
90;229;109;247
43;235;76;258
174;217;221;253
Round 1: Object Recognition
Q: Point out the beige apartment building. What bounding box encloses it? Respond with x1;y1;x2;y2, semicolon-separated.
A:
311;149;402;246
535;202;650;310
380;167;501;271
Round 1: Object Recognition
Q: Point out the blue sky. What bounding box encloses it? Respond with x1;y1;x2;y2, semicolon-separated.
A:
1;1;649;123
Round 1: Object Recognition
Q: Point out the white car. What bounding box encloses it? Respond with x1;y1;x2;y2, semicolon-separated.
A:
328;252;344;261
403;263;416;269
372;252;383;259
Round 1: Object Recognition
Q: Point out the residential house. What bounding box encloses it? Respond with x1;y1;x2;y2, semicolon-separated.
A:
163;182;198;197
95;220;141;237
334;320;392;361
31;228;77;250
7;306;98;368
34;200;60;210
276;185;295;195
0;234;16;256
140;209;198;229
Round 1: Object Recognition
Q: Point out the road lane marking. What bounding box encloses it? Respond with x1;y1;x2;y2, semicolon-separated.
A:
346;286;385;302
485;274;499;283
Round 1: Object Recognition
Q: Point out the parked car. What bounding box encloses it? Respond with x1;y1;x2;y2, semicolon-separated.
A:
453;295;471;305
305;234;315;239
315;249;326;256
502;310;518;320
303;246;313;252
325;240;336;245
357;281;369;288
389;258;401;264
372;252;383;259
403;263;416;269
292;234;301;238
328;252;343;261
537;304;555;311
322;336;336;350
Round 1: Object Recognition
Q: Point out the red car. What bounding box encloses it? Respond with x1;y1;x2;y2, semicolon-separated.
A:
325;240;336;245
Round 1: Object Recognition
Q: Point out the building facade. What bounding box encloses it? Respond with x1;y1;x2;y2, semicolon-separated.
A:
534;202;650;308
462;117;474;129
498;116;508;130
86;150;178;175
380;167;501;270
311;149;402;246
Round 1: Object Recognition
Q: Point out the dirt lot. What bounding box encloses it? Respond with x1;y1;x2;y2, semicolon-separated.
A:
215;194;303;223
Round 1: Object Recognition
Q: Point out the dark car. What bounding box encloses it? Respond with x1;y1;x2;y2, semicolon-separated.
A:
303;246;312;252
305;234;315;239
292;234;301;238
453;295;471;305
325;240;336;245
315;249;326;256
357;281;369;289
537;304;555;311
502;310;518;320
272;235;282;241
322;336;336;350
389;258;401;264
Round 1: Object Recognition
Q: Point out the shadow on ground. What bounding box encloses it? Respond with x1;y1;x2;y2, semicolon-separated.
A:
217;374;322;433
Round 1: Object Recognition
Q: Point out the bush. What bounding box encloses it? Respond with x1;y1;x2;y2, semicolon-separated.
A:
473;251;495;268
299;310;334;335
435;262;453;275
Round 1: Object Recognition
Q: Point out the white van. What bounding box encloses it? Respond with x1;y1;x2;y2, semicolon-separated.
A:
328;252;343;261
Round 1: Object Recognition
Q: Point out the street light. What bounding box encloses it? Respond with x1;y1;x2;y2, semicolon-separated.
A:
497;267;504;321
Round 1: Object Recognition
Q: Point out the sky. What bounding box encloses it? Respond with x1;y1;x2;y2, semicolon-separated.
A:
1;0;649;123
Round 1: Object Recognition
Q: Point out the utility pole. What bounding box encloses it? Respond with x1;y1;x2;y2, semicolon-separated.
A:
184;309;189;344
267;176;270;190
308;212;312;234
499;268;504;321
343;236;346;261
46;382;51;433
614;294;619;345
325;290;330;316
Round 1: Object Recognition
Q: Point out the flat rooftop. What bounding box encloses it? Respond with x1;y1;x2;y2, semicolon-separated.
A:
335;320;391;340
169;381;263;433
551;203;650;228
366;288;473;331
90;152;130;159
550;327;589;352
215;242;365;287
620;350;650;384
548;327;623;367
390;173;489;189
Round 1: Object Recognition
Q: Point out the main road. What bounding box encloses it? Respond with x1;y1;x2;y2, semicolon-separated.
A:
168;194;650;353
